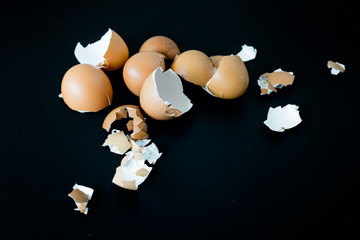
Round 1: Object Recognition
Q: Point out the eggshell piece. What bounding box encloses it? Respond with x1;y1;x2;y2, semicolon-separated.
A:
139;36;180;59
61;64;113;112
140;67;193;120
171;50;214;87
74;28;129;71
206;55;249;99
210;55;224;69
123;52;165;96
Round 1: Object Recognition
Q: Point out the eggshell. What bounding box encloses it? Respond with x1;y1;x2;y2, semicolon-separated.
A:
210;55;224;69
140;68;192;120
170;50;214;87
103;105;144;131
74;28;129;71
139;36;180;59
61;64;113;112
103;30;129;71
206;55;249;99
123;52;165;96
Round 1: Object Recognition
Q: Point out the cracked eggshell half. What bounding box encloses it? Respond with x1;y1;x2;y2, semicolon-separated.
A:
140;67;193;120
139;36;180;59
61;64;113;112
74;28;129;71
123;52;165;96
171;50;214;87
205;55;249;99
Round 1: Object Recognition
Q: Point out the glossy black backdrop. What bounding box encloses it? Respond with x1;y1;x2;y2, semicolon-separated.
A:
0;0;359;239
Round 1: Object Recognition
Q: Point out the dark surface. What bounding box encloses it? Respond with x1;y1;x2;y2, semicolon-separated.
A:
0;0;359;239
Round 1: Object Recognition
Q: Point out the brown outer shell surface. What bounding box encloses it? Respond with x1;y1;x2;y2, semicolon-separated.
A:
61;64;113;112
207;55;249;99
265;71;295;87
210;55;224;68
139;71;174;121
102;105;143;131
103;30;129;71
123;52;165;96
170;50;214;87
139;36;180;59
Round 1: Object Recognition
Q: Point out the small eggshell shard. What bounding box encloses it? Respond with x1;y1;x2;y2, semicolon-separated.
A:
102;130;132;155
68;184;94;215
102;105;149;140
171;50;214;87
327;60;345;75
237;44;257;62
140;67;193;120
61;64;113;112
123;52;165;96
205;55;249;99
139;36;180;59
258;68;295;95
112;141;162;190
74;28;129;71
264;104;302;132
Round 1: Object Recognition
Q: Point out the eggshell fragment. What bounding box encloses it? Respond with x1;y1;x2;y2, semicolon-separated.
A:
140;67;193;120
257;68;295;95
139;36;180;59
68;184;94;215
205;55;249;99
237;44;257;62
102;105;149;140
264;104;302;132
74;28;129;71
61;64;113;112
171;50;214;87
327;60;345;75
123;52;165;96
102;130;132;155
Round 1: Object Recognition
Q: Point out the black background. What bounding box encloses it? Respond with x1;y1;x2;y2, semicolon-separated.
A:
0;0;359;239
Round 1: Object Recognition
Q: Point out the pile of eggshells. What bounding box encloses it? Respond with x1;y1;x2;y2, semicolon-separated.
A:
60;28;255;190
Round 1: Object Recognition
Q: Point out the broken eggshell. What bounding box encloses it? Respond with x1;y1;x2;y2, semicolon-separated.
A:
327;60;345;75
74;28;129;71
102;105;149;140
171;50;214;87
123;51;166;96
61;64;113;112
204;55;249;99
237;44;257;62
264;104;302;132
140;67;193;120
139;36;180;60
68;183;94;215
258;68;295;95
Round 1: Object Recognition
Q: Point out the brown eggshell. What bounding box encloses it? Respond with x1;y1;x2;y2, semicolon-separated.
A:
139;71;174;121
61;64;113;112
207;55;249;99
123;52;165;96
170;50;214;87
102;105;144;131
139;36;180;59
103;30;129;71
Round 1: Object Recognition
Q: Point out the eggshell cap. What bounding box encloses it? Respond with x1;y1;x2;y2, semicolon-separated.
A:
61;64;113;112
139;36;180;59
207;55;249;99
123;52;165;96
171;50;214;87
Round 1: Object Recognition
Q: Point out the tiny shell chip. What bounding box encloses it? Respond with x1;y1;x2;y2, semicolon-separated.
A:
68;184;94;215
264;104;302;132
74;28;129;71
171;50;214;87
327;60;345;75
140;67;193;120
102;130;132;155
139;36;180;59
205;55;249;99
237;44;257;62
61;64;113;112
